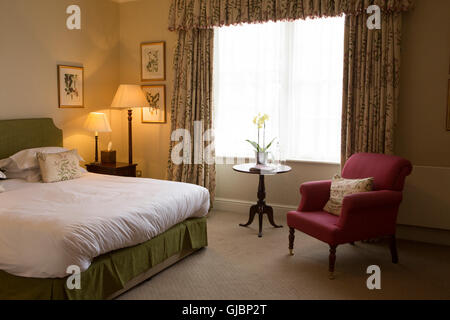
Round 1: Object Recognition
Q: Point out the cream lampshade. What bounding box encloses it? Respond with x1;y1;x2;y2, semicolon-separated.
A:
84;112;112;163
111;84;147;164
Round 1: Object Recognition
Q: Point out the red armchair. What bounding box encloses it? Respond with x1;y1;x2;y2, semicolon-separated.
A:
287;153;412;279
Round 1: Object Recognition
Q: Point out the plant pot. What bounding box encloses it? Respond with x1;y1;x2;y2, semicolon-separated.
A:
255;152;268;165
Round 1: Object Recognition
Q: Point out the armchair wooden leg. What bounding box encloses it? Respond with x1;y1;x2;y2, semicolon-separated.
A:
329;245;337;280
389;235;399;264
289;228;295;256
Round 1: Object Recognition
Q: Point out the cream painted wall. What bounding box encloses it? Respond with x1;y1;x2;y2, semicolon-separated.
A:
397;0;450;167
396;0;450;230
118;0;176;179
0;0;120;163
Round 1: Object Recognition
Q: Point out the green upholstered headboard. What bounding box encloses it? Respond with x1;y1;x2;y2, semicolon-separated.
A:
0;118;63;159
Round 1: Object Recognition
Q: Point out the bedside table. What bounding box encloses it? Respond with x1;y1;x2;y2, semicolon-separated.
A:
86;162;137;177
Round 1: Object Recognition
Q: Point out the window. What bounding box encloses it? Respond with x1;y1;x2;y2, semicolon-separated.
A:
213;17;345;163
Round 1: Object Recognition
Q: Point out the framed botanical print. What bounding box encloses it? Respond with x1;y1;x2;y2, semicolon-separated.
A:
57;65;84;108
447;80;450;131
142;85;166;124
141;42;165;81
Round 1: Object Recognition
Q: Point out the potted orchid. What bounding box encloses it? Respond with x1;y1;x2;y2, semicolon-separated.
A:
246;113;276;165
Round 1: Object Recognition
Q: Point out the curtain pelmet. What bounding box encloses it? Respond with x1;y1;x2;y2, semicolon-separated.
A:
169;0;414;31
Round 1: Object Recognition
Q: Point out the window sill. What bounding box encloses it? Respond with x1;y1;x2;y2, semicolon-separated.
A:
286;159;340;165
215;156;340;166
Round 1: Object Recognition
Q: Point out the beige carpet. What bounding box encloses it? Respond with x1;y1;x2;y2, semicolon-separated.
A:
118;210;450;300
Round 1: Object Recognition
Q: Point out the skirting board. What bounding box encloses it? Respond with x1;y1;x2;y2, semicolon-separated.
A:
213;198;450;247
396;224;450;247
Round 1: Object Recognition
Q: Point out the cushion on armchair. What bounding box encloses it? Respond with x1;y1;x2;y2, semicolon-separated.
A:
323;174;374;216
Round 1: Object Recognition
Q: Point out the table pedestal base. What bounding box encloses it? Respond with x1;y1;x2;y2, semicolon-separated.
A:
239;175;283;237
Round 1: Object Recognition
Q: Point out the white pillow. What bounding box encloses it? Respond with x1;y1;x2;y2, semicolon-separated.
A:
0;158;12;169
0;159;42;182
5;167;42;182
10;147;84;170
0;170;6;180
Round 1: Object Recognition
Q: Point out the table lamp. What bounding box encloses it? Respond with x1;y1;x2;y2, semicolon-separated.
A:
111;84;147;164
84;112;112;163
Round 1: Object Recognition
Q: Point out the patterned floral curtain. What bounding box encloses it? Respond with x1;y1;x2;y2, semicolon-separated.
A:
169;0;413;30
341;12;403;165
167;29;216;200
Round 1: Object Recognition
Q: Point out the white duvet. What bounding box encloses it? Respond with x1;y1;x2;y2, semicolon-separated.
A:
0;173;210;278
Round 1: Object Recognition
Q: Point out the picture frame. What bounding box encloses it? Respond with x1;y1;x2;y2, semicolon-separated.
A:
142;85;167;124
447;79;450;131
57;65;84;108
141;42;165;82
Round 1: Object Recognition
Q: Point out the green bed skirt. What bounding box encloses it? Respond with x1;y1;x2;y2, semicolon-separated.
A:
0;217;208;300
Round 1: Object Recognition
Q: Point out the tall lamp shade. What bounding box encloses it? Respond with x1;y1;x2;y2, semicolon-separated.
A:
111;84;147;164
84;112;112;163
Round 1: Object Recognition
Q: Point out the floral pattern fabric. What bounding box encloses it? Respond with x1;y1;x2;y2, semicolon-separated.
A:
167;29;216;202
341;12;403;165
168;0;413;30
37;150;82;183
324;174;374;216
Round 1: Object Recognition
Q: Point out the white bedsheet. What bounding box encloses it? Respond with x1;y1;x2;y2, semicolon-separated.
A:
1;178;33;192
0;173;210;278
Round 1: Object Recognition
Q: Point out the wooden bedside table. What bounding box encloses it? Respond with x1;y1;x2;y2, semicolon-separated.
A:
86;162;137;177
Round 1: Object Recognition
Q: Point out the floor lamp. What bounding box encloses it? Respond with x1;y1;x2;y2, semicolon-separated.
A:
111;84;148;164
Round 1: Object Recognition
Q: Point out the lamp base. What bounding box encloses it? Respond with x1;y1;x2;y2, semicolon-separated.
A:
95;135;99;163
128;109;133;164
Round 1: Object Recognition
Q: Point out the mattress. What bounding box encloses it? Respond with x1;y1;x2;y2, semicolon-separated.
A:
0;173;210;278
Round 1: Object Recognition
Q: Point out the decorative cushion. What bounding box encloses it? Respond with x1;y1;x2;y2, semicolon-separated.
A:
323;174;374;216
37;150;83;183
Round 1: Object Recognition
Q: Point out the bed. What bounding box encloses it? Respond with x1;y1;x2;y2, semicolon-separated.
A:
0;118;209;300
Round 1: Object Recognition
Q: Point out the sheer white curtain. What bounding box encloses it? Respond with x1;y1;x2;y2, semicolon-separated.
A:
213;17;345;163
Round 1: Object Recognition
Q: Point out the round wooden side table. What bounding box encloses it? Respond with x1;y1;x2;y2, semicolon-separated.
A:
233;163;292;237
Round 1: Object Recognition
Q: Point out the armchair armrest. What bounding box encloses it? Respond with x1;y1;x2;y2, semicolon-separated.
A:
298;180;332;212
342;190;403;212
338;190;403;233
